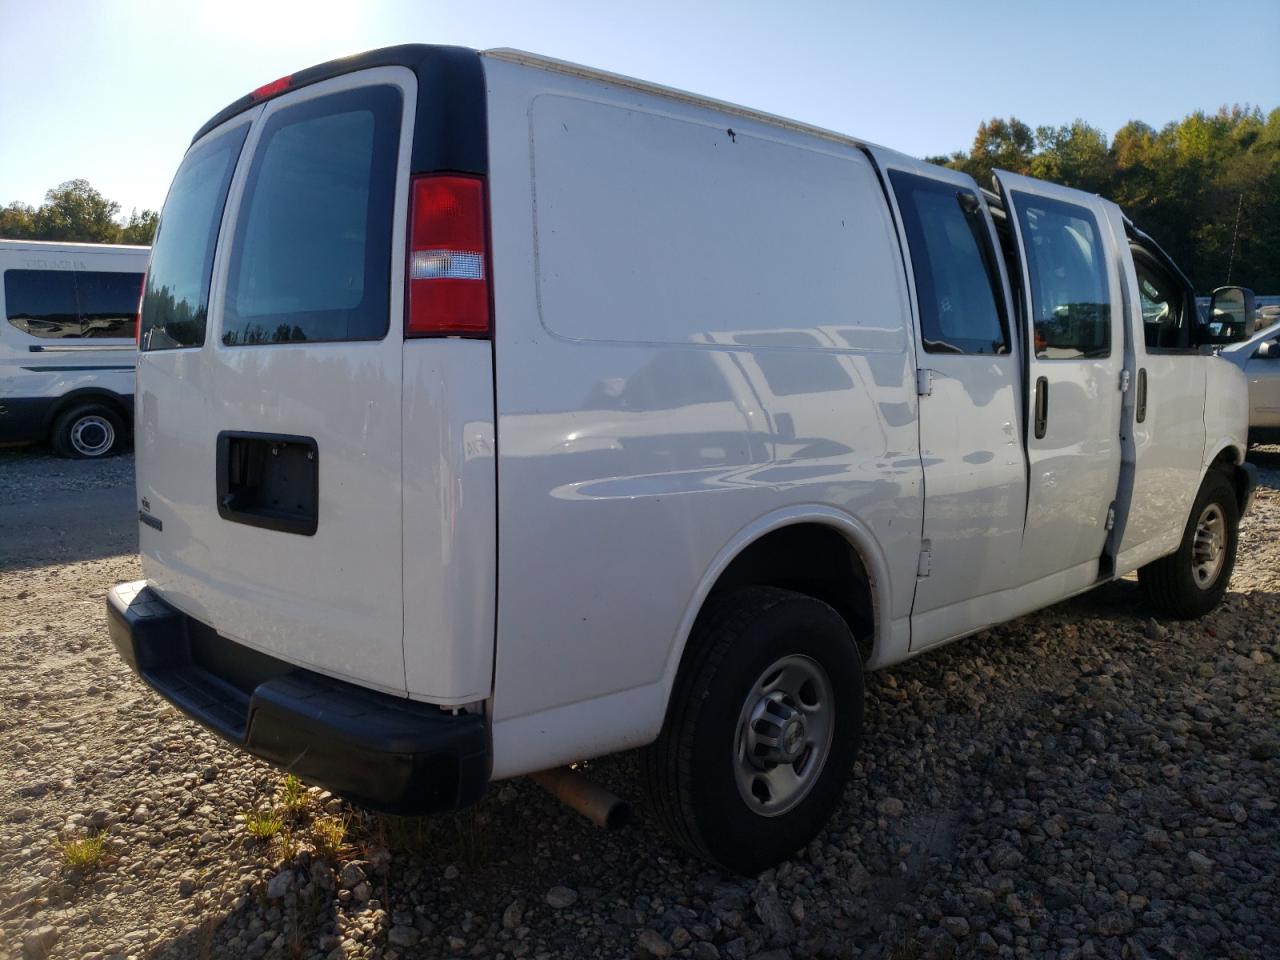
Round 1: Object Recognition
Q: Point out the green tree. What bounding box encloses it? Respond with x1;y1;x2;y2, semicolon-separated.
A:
940;104;1279;292
0;181;162;246
950;117;1035;189
29;179;122;242
120;208;159;245
0;201;36;239
1030;121;1113;195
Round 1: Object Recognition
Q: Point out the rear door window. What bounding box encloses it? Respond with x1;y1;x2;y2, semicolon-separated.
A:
140;124;249;350
222;85;402;345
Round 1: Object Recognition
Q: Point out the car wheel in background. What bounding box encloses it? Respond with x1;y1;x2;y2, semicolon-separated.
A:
51;403;126;459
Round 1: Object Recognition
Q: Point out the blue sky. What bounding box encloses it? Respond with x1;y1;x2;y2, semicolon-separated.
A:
1;0;1276;215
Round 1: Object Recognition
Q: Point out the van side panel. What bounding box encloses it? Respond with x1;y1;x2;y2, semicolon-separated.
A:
483;57;923;776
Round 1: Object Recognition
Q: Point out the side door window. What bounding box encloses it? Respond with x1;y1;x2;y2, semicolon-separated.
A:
1133;249;1192;351
1013;193;1109;359
889;170;1010;355
4;269;80;338
74;271;145;339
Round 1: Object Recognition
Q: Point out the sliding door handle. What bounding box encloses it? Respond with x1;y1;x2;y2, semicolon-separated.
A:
1034;376;1049;439
1136;368;1148;423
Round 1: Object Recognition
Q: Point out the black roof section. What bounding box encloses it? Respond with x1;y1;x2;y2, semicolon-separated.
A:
191;44;487;175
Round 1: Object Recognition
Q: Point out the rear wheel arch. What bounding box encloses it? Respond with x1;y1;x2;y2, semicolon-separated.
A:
701;522;876;659
45;388;132;435
662;511;887;710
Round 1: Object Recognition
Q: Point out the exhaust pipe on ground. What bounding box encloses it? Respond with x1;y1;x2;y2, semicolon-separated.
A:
531;766;632;830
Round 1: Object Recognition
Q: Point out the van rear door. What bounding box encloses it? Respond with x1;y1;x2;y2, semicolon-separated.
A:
137;68;416;695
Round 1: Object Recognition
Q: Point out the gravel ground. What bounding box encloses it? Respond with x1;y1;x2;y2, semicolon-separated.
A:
1;448;1278;960
0;449;134;506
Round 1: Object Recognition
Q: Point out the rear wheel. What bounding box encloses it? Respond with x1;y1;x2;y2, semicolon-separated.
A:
51;403;125;459
1139;470;1239;620
643;586;864;874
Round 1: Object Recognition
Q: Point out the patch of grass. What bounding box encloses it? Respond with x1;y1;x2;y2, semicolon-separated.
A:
310;814;350;861
276;823;300;861
374;814;434;857
244;808;283;842
445;809;490;870
279;774;308;818
60;832;107;872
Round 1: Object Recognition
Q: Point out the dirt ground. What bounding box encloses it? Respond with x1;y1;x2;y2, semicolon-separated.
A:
1;447;1277;960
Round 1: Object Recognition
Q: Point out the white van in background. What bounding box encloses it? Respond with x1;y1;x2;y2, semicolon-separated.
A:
107;46;1257;873
0;239;147;457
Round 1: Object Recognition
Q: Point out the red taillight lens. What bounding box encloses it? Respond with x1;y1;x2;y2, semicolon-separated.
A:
251;74;292;101
406;174;491;337
134;271;146;345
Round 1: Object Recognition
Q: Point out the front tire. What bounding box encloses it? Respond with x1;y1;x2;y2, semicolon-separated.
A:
643;586;864;874
1139;470;1239;620
51;403;125;459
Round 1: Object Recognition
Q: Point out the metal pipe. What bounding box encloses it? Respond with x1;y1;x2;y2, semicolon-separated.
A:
531;767;632;830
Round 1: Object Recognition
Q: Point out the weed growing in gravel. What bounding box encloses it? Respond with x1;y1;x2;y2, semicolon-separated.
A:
244;808;283;842
446;810;491;869
310;814;350;861
279;774;308;818
276;823;300;861
375;814;434;857
59;832;107;872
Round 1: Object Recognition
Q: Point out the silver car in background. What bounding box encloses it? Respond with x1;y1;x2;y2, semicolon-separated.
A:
1221;318;1280;445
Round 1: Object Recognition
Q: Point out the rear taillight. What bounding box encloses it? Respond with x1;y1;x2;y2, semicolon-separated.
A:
406;174;491;338
135;271;146;345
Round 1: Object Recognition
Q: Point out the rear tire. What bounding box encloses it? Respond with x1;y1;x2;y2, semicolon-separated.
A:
642;586;864;874
1139;470;1239;620
51;403;125;459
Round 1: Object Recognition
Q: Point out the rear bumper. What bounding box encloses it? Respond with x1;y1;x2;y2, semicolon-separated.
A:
106;581;489;813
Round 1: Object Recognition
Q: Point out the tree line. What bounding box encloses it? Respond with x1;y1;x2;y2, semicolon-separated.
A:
928;105;1279;293
3;103;1277;291
0;180;158;246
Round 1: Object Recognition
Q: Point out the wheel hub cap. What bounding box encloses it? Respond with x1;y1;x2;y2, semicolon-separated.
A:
734;654;835;817
70;415;114;457
1191;504;1226;589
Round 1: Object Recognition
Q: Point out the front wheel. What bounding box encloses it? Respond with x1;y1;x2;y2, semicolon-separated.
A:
1139;470;1240;620
642;587;864;874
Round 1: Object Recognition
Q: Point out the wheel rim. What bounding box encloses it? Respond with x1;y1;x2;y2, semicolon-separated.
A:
1191;503;1226;589
734;654;834;817
70;415;114;457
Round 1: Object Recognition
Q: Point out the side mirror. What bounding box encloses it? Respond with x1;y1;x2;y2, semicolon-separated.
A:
1257;340;1275;360
1198;286;1256;344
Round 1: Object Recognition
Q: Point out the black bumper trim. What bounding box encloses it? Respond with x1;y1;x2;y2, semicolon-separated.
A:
106;581;489;814
0;396;58;443
1236;461;1259;517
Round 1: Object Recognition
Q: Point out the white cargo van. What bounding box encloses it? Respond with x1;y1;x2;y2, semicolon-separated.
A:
0;240;148;457
107;46;1258;872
